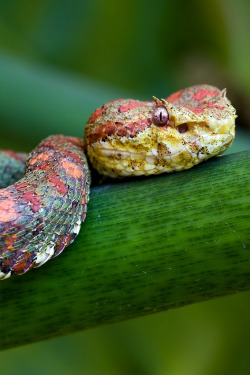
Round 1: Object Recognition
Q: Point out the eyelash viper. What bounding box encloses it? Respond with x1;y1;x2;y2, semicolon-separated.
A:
0;84;236;280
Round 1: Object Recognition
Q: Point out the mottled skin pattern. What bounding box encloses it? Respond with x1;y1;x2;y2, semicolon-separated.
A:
85;84;236;177
0;85;236;279
0;151;27;189
0;136;90;279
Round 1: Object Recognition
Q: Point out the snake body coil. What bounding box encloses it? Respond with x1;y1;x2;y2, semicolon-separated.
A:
0;136;90;279
0;85;236;279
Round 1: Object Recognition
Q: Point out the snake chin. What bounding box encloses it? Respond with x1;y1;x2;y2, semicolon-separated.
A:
86;123;235;178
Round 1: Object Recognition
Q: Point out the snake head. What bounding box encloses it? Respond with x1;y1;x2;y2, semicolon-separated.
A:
85;85;236;178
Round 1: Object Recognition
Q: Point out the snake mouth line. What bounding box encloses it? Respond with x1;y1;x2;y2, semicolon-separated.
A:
90;146;191;158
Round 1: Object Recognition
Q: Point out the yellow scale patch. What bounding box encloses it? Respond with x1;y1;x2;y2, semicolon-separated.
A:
85;85;236;178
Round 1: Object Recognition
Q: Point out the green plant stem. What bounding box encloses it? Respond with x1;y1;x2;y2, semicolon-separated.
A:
0;150;249;350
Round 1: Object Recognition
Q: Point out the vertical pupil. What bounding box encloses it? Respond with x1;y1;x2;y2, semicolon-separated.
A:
152;106;168;126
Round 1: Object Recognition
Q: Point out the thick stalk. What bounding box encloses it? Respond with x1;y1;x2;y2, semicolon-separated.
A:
0;150;249;350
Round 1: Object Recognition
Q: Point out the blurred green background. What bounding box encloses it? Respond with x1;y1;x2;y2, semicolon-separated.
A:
0;0;249;374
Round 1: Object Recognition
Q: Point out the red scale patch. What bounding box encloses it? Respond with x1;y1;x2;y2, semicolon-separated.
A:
17;182;29;189
117;119;151;137
47;174;68;195
22;191;41;212
0;197;18;222
54;234;73;257
189;107;204;114
167;90;184;102
11;252;34;273
203;102;225;111
119;100;146;113
4;234;18;250
87;118;151;144
88;106;106;123
192;89;219;101
63;149;83;165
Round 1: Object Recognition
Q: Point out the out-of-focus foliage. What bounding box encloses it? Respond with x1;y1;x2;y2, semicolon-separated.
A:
0;0;250;97
0;0;249;374
1;293;250;375
1;0;250;132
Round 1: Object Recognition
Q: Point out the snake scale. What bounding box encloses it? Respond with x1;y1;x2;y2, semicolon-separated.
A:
0;84;236;280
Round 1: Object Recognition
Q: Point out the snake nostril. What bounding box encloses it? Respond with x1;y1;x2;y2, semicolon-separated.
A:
176;124;188;133
152;106;169;126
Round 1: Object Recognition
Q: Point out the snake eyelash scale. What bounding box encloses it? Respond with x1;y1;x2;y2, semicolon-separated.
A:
0;84;236;280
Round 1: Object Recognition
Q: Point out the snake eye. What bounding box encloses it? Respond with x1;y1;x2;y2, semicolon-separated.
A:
152;106;169;126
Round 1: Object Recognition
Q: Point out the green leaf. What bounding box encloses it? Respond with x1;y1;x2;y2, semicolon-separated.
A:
0;150;249;350
0;53;125;150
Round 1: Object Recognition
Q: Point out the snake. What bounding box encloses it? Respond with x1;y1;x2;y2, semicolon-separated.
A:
0;84;236;280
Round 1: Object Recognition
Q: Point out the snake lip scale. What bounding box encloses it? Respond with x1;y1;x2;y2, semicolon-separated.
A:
0;84;236;279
